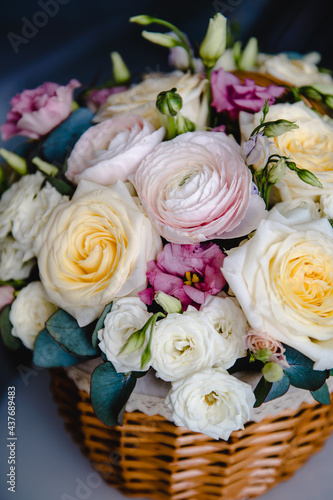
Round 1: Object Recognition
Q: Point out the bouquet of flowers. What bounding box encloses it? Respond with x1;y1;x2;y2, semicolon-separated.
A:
1;12;333;442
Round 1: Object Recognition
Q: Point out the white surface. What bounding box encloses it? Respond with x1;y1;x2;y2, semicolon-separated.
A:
0;368;333;500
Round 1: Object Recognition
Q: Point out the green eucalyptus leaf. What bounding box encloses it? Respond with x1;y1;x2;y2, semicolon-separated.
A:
263;372;290;403
90;362;136;426
46;309;98;358
91;302;113;348
284;345;328;391
311;383;331;405
330;369;333;376
254;376;272;408
33;328;80;367
0;305;21;350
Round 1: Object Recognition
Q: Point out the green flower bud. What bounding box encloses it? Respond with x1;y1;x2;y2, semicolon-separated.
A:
239;37;258;70
129;15;155;25
325;95;333;109
119;329;146;356
308;82;333;96
142;31;178;48
296;168;323;189
262;362;284;383
267;158;287;184
263;119;298;137
110;51;131;84
199;13;227;69
156;88;182;117
176;113;195;135
154;291;182;314
0;148;27;175
254;348;272;364
32;156;59;177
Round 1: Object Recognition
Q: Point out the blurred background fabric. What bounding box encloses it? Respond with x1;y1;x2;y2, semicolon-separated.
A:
0;0;332;389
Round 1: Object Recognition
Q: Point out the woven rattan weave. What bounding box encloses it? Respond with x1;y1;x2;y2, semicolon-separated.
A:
50;368;333;500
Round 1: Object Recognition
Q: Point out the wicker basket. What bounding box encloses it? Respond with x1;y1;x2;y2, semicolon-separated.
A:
50;368;333;500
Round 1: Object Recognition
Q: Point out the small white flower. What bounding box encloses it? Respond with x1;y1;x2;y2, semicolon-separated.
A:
166;367;255;440
151;307;225;382
10;282;57;349
0;237;35;281
200;295;247;368
320;194;333;219
98;297;152;373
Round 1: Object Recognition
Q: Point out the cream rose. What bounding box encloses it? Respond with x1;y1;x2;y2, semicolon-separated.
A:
94;71;207;129
222;204;333;370
200;295;247;368
98;297;152;373
134;131;267;243
34;180;162;327
151;307;227;382
65;115;165;186
240;101;333;201
258;52;333;87
10;282;57;349
166;367;255;440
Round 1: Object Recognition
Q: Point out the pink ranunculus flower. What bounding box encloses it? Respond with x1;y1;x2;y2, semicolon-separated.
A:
65;114;165;186
245;328;289;367
134;130;267;243
1;79;81;141
211;68;285;120
139;242;226;310
86;86;126;112
0;285;15;312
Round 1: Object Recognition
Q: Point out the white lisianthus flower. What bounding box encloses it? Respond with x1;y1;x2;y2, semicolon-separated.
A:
98;297;152;373
34;179;162;327
10;281;57;349
166;367;255;440
240;101;333;201
257;52;333;87
0;237;35;281
0;171;67;261
320;194;333;219
200;295;247;368
222;204;333;370
151;307;226;382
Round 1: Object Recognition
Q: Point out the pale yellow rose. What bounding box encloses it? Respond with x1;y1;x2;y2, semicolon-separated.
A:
222;204;333;370
240;101;333;201
34;180;162;327
94;71;207;129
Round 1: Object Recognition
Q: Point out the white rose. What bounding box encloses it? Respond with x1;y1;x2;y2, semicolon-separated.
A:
320;194;333;219
98;297;152;373
257;52;333;87
65;115;165;186
151;307;226;382
10;282;57;349
0;237;35;281
166;367;255;440
240;101;333;201
94;71;208;129
0;171;67;261
222;205;333;370
200;295;247;368
34;179;162;327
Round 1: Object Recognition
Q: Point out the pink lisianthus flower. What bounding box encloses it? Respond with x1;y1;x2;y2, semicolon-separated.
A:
86;86;126;112
139;242;226;310
211;69;285;120
0;285;15;312
1;79;81;141
245;328;289;367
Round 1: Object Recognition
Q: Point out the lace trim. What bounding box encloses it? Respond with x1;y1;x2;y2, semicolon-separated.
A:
65;361;333;424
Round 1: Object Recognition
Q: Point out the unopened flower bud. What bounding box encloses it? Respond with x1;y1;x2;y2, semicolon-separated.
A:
262;361;284;383
129;15;154;25
264;119;298;137
154;291;182;314
254;348;272;363
268;158;287;184
239;37;258;70
176;113;195;134
325;95;333;109
142;31;178;48
0;148;27;175
199;13;227;69
296;168;323;188
110;51;131;84
156;88;182;116
119;329;145;356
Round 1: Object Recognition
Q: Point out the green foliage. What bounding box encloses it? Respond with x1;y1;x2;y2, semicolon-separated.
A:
91;302;113;348
33;328;80;367
0;305;21;350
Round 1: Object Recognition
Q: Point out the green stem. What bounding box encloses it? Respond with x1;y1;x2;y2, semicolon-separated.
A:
167;116;177;140
205;67;212;127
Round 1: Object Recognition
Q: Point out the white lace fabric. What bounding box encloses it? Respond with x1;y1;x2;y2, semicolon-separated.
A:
65;359;333;424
